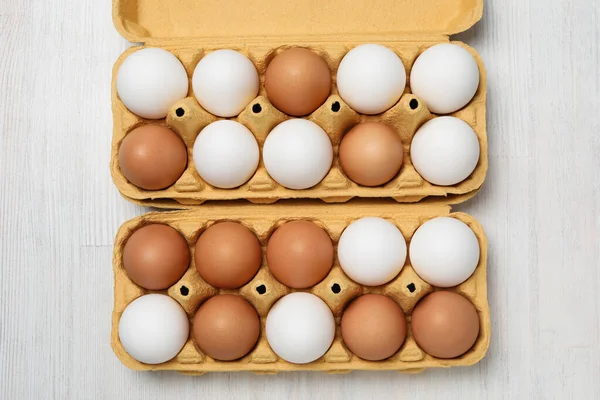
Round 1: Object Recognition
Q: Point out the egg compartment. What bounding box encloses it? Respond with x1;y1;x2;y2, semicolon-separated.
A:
111;201;490;374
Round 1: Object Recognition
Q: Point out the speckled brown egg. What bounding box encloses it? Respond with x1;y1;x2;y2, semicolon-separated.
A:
339;122;404;187
194;222;262;289
411;291;480;359
118;124;187;190
265;47;332;116
193;295;260;361
341;294;407;361
122;224;190;290
266;220;334;288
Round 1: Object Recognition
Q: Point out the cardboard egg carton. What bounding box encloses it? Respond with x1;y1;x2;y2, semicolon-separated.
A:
111;0;487;207
111;201;490;374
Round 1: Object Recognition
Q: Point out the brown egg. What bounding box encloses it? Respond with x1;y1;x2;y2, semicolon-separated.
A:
411;291;480;359
118;124;187;190
341;294;407;361
265;47;332;116
266;220;334;288
339;122;404;187
193;294;260;361
195;222;262;289
122;224;190;290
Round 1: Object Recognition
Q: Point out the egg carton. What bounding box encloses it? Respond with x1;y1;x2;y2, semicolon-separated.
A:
110;41;487;207
111;201;490;374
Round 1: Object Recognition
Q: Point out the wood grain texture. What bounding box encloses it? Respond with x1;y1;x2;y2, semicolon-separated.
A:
1;0;599;399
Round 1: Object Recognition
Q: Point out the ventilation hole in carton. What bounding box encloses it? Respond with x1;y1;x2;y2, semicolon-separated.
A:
409;99;419;110
252;103;262;114
407;283;416;293
331;101;341;112
256;284;266;295
175;107;185;117
331;283;341;294
180;286;189;296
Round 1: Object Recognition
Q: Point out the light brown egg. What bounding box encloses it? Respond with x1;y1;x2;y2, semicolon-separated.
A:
411;291;480;359
194;222;262;289
193;295;260;361
118;124;187;190
339;122;404;187
341;294;407;361
122;224;190;290
266;220;334;288
265;47;332;116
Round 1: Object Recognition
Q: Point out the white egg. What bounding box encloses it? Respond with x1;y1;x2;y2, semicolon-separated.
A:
193;120;259;189
116;48;189;119
337;217;407;286
410;43;480;114
266;292;335;364
409;217;480;287
118;294;189;365
263;119;333;189
192;49;259;117
336;44;406;115
410;116;480;186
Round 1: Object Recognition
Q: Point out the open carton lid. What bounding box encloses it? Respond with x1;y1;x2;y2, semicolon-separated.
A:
113;0;483;44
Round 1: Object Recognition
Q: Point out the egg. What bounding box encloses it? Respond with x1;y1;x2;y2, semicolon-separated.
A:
339;122;404;186
337;217;407;286
266;292;335;364
341;294;407;361
410;43;480;114
409;217;480;287
122;224;190;290
116;48;189;119
192;49;259;117
411;291;480;359
266;220;334;288
193;295;260;361
118;294;189;364
265;47;332;116
263;119;333;189
336;44;406;115
193;120;259;189
194;222;262;289
410;117;480;186
118;125;188;190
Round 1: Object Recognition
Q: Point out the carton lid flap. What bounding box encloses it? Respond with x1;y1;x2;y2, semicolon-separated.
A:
114;0;483;43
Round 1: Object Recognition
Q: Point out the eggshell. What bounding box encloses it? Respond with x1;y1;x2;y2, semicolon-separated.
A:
410;116;480;186
193;295;260;361
116;48;189;119
410;43;480;114
266;292;335;364
118;125;188;191
194;222;262;289
122;224;190;290
411;291;480;359
118;294;189;364
266;220;334;288
409;217;480;287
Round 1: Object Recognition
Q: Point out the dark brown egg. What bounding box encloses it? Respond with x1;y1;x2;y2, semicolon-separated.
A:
339;122;404;187
266;220;334;288
341;294;407;361
193;295;260;361
411;291;480;359
122;224;190;290
265;47;332;116
194;222;262;289
118;124;187;190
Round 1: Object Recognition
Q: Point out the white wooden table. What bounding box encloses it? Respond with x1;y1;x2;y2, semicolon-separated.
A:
1;0;599;398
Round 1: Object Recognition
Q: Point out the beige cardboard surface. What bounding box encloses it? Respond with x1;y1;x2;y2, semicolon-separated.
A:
111;201;490;374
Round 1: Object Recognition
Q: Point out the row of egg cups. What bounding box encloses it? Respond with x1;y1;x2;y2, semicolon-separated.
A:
116;42;482;121
116;215;484;367
118;113;481;193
